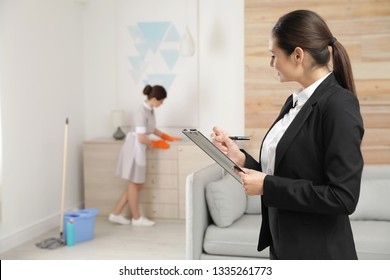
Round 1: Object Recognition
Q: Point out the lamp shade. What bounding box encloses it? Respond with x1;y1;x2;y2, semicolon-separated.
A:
111;110;124;127
180;26;195;57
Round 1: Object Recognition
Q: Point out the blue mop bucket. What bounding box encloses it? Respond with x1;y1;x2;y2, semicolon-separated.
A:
63;208;99;244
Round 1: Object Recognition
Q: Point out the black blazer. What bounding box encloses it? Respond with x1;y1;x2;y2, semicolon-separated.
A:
244;73;364;259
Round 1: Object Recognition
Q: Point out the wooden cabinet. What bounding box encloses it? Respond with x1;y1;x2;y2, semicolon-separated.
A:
83;138;213;219
83;139;125;217
140;147;178;219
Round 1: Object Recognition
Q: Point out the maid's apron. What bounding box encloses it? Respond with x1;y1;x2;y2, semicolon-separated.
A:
116;103;155;184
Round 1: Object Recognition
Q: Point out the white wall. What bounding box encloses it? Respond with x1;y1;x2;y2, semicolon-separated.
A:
83;0;117;138
198;0;244;135
0;0;244;253
83;0;244;138
0;0;4;228
0;0;85;252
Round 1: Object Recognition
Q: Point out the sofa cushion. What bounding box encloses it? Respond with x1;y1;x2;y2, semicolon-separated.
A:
362;165;390;180
246;195;261;214
206;174;246;227
351;220;390;259
203;214;269;258
350;179;390;221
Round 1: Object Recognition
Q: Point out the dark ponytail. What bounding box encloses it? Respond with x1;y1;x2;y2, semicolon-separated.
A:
272;10;356;95
331;40;356;94
143;85;167;100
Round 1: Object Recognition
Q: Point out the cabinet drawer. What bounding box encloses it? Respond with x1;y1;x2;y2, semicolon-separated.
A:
178;145;214;175
145;174;177;189
140;189;178;204
140;203;179;219
147;147;178;159
147;159;177;174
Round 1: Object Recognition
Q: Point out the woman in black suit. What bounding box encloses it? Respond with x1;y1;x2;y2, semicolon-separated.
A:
212;10;364;259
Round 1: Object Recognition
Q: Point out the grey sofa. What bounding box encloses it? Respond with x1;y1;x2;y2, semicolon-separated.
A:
186;163;390;260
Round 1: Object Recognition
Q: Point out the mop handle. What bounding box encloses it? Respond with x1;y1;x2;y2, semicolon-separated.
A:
59;118;69;237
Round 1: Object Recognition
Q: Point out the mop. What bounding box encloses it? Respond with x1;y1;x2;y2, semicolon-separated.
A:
36;118;69;249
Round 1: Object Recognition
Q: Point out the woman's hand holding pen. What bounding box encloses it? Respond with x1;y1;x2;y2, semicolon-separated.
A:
211;126;246;167
212;126;266;196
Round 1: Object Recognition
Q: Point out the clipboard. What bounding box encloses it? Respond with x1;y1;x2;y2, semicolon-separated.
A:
182;129;244;183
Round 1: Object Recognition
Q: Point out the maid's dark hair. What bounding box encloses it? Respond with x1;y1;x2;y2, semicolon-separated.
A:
143;85;167;100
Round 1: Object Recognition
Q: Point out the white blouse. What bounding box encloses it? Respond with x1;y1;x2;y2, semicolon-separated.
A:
261;73;331;175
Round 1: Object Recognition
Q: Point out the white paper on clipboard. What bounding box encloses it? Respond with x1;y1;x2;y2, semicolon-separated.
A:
182;129;244;183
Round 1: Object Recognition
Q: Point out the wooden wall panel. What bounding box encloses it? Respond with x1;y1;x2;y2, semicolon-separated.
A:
245;0;390;164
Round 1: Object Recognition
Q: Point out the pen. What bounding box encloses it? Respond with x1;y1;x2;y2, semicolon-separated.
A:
229;136;250;140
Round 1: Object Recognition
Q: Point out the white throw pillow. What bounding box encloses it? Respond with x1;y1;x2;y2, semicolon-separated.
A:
206;174;246;227
350;179;390;221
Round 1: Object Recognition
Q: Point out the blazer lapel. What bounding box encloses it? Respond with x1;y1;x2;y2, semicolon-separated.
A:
273;103;314;172
273;74;337;172
258;95;295;170
277;95;295;122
